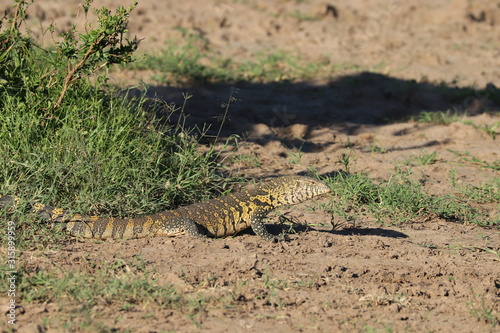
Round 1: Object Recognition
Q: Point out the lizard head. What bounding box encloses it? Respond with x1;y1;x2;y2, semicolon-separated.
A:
262;175;331;207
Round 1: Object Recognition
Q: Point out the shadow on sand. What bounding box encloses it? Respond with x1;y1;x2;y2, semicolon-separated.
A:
125;71;499;149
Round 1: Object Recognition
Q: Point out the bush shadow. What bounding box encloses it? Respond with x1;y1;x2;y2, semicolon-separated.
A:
128;71;500;149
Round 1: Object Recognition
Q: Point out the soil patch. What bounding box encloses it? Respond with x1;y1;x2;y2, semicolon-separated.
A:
2;0;499;332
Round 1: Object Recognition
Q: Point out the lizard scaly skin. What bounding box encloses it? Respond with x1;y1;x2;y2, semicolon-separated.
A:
0;175;330;241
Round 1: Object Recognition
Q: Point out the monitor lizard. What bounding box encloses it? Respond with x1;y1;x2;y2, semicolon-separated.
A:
0;175;330;241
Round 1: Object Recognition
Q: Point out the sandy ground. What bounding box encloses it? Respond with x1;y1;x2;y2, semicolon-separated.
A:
2;0;500;332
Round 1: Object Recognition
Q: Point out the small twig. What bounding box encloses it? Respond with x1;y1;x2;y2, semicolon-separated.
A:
53;37;102;109
10;0;22;31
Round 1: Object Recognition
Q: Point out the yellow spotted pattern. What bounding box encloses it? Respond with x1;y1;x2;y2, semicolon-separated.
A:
1;176;331;240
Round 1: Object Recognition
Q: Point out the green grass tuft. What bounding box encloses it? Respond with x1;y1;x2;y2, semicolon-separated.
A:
131;28;332;84
321;169;498;228
0;0;235;248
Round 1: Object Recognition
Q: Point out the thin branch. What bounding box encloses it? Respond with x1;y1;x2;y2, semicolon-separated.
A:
53;36;103;109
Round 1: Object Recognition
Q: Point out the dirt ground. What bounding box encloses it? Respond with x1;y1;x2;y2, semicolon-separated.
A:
2;0;500;332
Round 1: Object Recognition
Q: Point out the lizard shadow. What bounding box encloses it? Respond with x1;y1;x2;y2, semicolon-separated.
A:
239;224;409;239
328;227;409;238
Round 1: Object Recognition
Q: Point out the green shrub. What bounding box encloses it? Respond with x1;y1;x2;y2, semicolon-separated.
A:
0;0;230;219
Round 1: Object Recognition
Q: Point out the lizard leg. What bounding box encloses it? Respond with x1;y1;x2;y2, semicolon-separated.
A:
165;216;208;238
250;214;279;242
